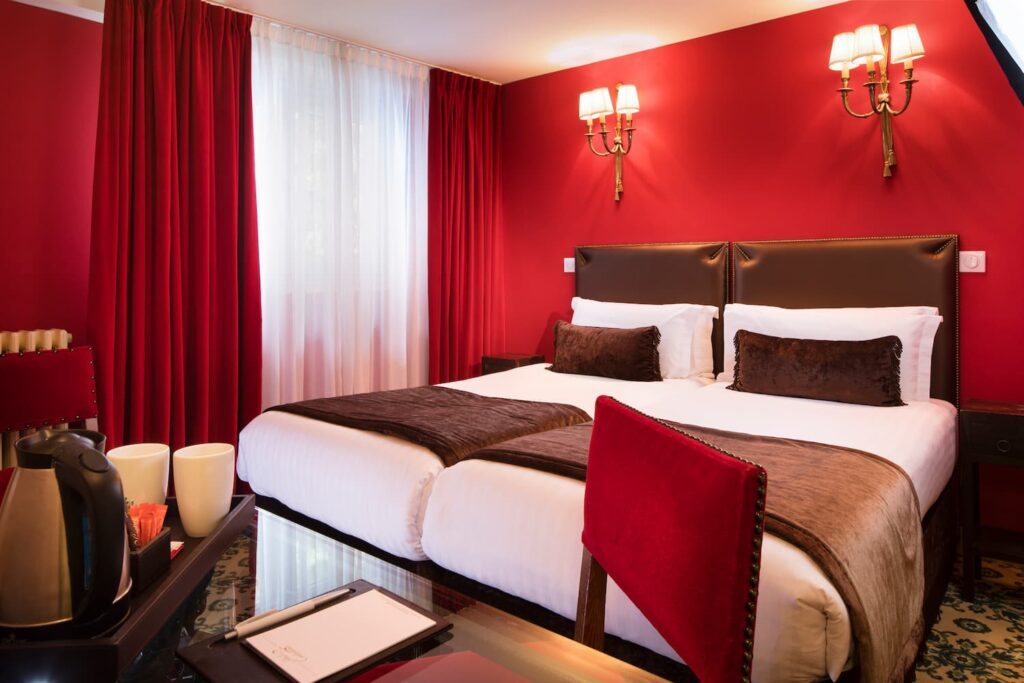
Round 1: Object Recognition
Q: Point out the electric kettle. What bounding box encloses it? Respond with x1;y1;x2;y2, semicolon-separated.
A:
0;429;132;638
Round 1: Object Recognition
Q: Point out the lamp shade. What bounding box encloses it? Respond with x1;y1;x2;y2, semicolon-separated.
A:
828;32;857;71
593;87;614;117
579;90;598;120
615;84;640;114
890;24;925;64
852;24;885;65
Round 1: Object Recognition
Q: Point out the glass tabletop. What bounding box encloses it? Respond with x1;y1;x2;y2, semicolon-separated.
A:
123;508;668;682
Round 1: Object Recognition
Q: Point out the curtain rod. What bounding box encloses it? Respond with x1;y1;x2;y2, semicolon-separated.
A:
202;0;500;85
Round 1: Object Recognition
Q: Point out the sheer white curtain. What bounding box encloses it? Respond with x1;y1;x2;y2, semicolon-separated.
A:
252;19;429;407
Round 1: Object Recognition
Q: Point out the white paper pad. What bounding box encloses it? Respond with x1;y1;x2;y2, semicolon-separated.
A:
245;589;437;683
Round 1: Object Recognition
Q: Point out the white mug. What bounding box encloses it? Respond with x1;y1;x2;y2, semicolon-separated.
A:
173;443;235;537
107;443;170;505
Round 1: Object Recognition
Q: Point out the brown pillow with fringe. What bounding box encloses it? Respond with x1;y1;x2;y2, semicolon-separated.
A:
549;321;662;382
728;330;905;406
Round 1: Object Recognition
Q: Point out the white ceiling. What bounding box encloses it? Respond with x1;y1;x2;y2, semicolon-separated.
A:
22;0;850;83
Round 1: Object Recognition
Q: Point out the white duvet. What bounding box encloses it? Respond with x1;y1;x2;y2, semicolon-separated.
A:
236;364;709;560
420;382;957;682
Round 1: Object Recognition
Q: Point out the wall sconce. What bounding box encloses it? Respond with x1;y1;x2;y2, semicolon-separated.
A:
829;23;924;177
579;84;639;201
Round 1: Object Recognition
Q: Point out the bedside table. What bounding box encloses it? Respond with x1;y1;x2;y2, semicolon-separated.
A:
960;399;1024;601
482;353;545;375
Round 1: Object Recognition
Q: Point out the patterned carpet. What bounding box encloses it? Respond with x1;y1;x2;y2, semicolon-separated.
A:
187;531;256;640
119;531;258;682
185;534;1024;682
918;558;1024;682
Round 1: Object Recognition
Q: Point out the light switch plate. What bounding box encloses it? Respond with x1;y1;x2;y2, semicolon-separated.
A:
564;257;576;273
960;251;986;273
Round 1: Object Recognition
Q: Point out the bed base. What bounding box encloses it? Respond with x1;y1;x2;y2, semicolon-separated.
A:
920;478;958;642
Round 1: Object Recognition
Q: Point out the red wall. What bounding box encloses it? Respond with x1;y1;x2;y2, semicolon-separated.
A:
0;0;102;343
501;0;1024;529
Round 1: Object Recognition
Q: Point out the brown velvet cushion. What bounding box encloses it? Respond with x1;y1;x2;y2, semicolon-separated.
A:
549;321;662;382
728;330;905;406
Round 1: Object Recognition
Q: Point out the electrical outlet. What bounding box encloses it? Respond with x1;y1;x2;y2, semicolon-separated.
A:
960;251;986;273
563;257;576;273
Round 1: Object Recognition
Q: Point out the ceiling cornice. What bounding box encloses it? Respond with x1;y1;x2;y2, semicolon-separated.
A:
12;0;103;23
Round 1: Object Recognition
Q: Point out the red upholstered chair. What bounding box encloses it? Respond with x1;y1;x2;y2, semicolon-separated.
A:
0;346;99;505
575;397;767;683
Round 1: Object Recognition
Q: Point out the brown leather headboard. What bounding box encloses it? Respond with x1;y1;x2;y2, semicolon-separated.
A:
575;242;729;373
731;236;959;404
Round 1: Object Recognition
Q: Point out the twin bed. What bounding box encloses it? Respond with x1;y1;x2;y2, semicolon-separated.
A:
237;236;960;682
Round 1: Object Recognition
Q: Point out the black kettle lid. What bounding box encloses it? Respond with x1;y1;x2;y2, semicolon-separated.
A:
15;430;107;469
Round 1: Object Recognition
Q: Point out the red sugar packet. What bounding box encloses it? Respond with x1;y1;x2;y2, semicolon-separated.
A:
129;503;169;546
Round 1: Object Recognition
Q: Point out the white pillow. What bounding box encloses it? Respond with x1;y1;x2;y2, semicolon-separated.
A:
721;304;942;402
690;312;716;379
571;297;719;379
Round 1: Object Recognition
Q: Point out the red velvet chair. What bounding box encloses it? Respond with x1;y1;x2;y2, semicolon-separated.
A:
575;397;767;683
0;346;99;505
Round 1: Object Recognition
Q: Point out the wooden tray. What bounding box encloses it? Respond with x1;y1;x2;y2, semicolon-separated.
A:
129;525;172;593
0;494;255;682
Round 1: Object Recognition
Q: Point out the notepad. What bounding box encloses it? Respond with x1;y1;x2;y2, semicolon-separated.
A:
244;589;437;683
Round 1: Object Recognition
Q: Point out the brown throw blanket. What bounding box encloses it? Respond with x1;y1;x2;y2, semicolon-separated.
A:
470;421;924;683
267;386;591;467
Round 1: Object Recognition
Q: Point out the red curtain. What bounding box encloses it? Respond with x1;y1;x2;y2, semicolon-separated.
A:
428;70;506;383
88;0;261;451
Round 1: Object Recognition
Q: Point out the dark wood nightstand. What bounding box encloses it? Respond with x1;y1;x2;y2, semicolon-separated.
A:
960;399;1024;601
482;353;545;375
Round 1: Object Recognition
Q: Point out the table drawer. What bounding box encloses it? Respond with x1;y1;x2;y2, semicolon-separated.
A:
963;412;1024;458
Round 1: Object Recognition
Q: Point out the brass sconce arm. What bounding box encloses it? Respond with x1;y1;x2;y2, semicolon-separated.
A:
586;134;612;157
588;119;636;156
619;124;636;155
839;79;875;118
864;75;887;115
585;122;613;157
888;69;917;116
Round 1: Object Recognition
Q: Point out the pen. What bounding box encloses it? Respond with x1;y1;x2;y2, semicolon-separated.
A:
224;587;353;641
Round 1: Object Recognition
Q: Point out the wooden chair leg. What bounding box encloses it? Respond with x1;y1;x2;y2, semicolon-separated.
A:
574;548;608;651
